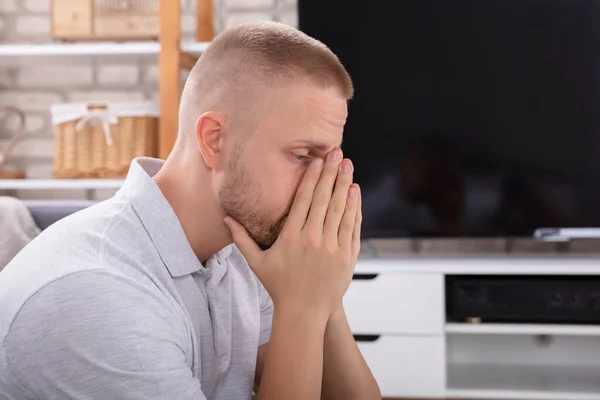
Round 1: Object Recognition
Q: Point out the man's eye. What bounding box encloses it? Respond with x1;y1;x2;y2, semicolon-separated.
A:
295;154;312;162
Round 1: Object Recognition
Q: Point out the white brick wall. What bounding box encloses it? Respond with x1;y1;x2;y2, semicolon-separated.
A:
96;65;140;86
0;68;12;86
279;9;298;28
181;14;198;35
0;138;55;158
228;0;275;9
15;15;51;37
0;91;63;112
0;0;297;200
67;90;147;102
0;0;16;13
226;11;275;29
143;65;159;84
1;113;46;134
17;66;94;87
24;0;50;13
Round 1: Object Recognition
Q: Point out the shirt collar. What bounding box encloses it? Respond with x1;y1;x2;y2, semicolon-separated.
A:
118;157;225;278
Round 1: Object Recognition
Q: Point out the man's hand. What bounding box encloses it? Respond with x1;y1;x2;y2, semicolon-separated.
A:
225;148;359;322
225;148;359;400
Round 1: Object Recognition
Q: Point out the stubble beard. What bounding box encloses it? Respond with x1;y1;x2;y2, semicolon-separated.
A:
218;146;287;251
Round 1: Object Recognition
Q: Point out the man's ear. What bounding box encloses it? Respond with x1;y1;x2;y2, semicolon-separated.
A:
195;111;227;170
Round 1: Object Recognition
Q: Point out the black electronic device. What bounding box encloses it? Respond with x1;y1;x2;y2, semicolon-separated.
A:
446;275;600;324
298;0;600;239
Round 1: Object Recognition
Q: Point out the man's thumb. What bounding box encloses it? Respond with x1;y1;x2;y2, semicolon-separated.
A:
224;216;262;267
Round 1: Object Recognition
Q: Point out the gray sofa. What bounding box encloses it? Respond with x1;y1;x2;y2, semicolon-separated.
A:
24;200;96;231
0;199;97;271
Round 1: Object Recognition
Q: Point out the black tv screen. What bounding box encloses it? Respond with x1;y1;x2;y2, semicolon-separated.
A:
298;0;600;239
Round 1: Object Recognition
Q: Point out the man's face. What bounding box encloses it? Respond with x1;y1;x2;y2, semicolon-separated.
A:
218;84;348;250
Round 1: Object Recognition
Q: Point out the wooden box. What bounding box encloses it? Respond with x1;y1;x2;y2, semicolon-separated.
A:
51;0;159;41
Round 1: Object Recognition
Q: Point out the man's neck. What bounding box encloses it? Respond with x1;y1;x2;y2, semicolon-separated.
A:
154;155;233;264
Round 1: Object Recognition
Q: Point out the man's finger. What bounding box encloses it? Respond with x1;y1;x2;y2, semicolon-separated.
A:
284;157;324;233
324;159;353;245
338;184;359;252
305;149;343;233
224;216;262;269
351;184;362;261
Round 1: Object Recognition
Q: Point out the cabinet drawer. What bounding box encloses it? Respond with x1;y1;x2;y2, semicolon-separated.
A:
356;335;445;398
343;273;444;335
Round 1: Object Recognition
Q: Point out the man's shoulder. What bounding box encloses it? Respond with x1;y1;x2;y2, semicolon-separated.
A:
0;267;110;346
0;267;197;400
14;194;140;257
0;196;133;290
0;266;184;345
3;193;157;275
0;195;166;341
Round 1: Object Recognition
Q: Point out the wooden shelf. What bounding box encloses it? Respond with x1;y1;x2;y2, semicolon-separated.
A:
0;179;124;190
445;323;600;336
0;41;210;66
447;363;600;400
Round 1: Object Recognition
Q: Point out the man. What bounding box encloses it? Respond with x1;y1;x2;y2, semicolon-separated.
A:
0;21;380;400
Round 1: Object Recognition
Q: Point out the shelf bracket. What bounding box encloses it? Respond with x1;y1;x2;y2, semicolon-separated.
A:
197;0;214;42
180;52;198;70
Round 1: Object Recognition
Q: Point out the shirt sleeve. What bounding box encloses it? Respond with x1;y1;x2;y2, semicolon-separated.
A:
3;269;206;400
258;283;273;347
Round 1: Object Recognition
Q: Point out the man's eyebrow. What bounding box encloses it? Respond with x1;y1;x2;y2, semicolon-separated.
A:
292;138;343;151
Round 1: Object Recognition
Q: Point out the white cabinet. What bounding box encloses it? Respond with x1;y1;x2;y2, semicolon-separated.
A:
345;272;446;398
356;335;446;398
344;273;444;335
347;258;600;400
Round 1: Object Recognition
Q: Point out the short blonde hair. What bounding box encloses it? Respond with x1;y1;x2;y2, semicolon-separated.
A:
178;21;353;141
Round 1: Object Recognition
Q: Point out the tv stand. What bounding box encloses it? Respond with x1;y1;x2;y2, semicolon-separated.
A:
347;252;600;400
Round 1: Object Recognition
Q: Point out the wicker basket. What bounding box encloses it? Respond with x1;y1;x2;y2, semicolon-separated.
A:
51;0;159;41
51;101;159;179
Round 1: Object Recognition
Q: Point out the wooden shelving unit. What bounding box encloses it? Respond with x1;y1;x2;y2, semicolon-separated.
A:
159;0;215;159
0;0;214;192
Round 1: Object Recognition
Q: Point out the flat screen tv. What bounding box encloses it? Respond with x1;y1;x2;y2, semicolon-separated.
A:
298;0;600;239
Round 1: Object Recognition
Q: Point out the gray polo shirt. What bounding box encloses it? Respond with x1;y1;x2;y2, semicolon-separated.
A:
0;158;273;400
